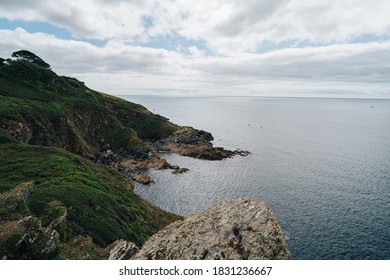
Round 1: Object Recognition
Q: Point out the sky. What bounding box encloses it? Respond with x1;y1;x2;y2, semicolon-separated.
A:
1;0;390;98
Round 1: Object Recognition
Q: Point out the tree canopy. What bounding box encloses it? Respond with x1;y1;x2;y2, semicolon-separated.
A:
11;50;51;69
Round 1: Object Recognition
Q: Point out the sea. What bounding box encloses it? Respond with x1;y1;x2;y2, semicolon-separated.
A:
122;95;390;260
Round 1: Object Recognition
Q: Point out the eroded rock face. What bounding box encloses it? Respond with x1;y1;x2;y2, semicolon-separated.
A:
3;120;32;143
134;199;290;260
106;240;139;260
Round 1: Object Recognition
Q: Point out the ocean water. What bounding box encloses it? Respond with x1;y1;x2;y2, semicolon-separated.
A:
123;95;390;260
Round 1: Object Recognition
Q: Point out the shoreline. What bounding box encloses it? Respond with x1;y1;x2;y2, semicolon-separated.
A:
108;126;250;185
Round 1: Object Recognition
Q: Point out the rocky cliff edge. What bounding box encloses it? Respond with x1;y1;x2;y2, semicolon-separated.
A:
123;199;290;260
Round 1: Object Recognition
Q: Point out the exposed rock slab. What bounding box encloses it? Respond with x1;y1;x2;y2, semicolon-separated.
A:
134;199;290;260
131;173;152;185
120;155;170;171
118;154;191;184
106;240;139;260
118;155;170;184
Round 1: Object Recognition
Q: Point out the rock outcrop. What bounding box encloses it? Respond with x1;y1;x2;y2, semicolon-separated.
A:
0;51;258;260
134;199;290;260
0;182;64;259
116;126;250;184
118;154;191;184
118;155;170;184
157;126;250;160
106;240;139;260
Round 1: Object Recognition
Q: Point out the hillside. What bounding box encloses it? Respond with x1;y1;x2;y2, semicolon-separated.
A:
0;144;181;259
0;51;251;260
0;51;183;259
0;51;178;159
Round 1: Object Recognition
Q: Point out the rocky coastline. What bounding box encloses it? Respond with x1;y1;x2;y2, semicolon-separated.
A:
104;130;291;260
112;126;250;184
0;51;289;260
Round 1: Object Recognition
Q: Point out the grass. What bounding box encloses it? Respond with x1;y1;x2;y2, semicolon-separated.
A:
0;57;179;156
0;143;180;249
0;52;183;259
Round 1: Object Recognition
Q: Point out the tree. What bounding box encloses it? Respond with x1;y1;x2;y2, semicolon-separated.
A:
0;57;5;66
11;50;51;69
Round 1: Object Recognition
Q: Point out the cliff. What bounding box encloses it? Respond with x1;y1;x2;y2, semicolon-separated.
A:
0;51;248;185
0;51;178;159
0;51;185;259
0;51;286;260
134;199;290;260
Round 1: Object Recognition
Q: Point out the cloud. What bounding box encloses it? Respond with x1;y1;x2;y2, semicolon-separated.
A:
0;0;153;40
195;42;390;83
1;2;390;97
0;28;184;74
138;0;390;53
0;28;198;93
1;1;390;53
1;28;389;98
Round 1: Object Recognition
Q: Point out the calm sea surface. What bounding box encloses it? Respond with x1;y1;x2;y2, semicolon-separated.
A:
123;95;390;260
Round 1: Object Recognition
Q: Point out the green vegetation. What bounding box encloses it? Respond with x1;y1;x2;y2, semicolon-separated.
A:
0;51;182;259
0;144;179;247
0;51;179;156
12;50;51;69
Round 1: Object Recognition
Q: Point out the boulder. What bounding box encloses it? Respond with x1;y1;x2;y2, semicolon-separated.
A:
106;240;139;260
172;166;189;174
134;199;290;260
131;173;152;185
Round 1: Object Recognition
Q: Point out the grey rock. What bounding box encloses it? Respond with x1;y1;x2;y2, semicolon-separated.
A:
42;230;60;255
172;167;190;174
106;240;139;260
8;121;32;143
131;173;151;185
48;209;67;230
17;216;40;234
134;199;290;260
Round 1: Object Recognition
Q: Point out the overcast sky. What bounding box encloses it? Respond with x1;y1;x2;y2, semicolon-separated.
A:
1;0;390;98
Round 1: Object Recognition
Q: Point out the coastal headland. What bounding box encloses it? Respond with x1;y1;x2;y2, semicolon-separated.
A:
0;51;288;260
